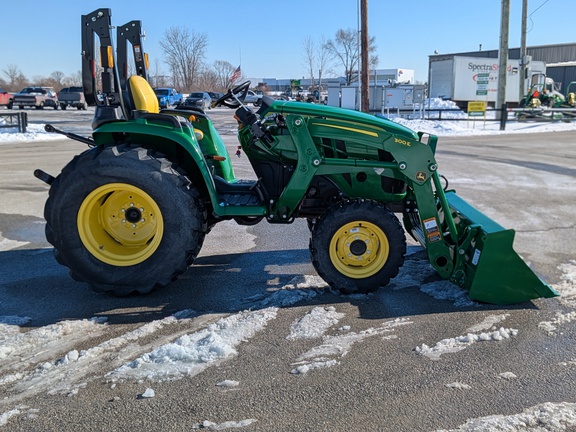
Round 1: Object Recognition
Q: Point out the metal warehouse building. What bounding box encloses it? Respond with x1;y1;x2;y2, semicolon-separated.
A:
429;42;576;91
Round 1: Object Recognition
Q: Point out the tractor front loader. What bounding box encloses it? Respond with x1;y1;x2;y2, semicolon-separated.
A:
35;9;557;305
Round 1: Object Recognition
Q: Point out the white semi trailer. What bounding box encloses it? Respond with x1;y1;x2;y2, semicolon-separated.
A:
429;55;546;109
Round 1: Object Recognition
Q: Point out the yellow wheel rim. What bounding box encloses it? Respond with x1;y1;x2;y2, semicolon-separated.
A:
77;183;164;266
329;221;389;279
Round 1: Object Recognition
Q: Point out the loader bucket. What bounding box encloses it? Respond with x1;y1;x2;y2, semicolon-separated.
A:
444;191;558;305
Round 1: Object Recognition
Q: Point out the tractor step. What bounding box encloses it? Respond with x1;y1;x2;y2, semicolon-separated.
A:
214;176;265;207
220;193;262;206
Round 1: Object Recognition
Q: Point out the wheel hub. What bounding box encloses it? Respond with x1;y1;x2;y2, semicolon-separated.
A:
329;221;390;278
349;239;367;256
124;207;142;223
77;183;164;266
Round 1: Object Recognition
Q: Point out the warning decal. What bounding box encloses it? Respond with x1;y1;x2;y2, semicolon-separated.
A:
423;217;442;243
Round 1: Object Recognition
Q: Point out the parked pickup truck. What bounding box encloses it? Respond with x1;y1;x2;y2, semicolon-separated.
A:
13;87;59;109
244;89;263;106
0;88;14;109
154;88;182;108
57;86;87;110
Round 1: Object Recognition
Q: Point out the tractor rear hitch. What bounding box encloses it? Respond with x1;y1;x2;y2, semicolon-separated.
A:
34;169;55;185
44;124;95;147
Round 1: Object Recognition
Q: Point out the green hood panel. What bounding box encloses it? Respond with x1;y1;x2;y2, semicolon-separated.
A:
266;100;420;140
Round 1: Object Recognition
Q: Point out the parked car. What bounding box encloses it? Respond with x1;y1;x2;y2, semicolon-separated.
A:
184;92;212;110
0;88;14;109
244;90;263;106
207;91;224;104
13;87;58;110
154;88;182;108
57;86;87;110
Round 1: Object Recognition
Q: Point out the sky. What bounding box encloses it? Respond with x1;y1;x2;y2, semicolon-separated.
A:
1;0;574;85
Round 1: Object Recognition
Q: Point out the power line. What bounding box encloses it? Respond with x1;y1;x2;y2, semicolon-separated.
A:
527;0;550;32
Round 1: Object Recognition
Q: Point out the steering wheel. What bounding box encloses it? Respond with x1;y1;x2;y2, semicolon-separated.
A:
212;81;251;108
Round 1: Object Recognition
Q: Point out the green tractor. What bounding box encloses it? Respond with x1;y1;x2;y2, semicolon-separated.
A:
35;9;557;305
520;73;565;109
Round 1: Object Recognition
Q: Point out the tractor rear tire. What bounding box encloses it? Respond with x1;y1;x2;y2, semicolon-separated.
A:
44;144;207;295
310;200;406;294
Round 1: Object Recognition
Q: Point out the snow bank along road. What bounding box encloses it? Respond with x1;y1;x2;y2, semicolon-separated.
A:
0;108;576;431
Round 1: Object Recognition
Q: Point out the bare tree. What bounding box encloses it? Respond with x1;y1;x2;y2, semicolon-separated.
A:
2;65;27;91
50;71;65;87
302;36;316;86
302;35;333;91
150;59;169;88
160;27;208;91
316;35;332;87
324;29;377;85
212;60;237;91
196;68;217;91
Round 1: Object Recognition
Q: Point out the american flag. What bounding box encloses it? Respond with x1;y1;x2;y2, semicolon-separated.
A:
230;65;241;83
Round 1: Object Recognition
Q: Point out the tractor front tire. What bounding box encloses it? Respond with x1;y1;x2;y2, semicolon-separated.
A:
44;144;206;295
310;200;406;294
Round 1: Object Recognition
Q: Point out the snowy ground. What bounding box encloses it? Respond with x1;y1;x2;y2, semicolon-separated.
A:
1;102;576;430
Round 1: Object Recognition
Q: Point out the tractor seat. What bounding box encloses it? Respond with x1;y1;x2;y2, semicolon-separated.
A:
126;75;204;140
127;75;159;114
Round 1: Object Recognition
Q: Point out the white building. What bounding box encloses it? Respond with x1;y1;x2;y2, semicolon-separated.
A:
370;69;415;85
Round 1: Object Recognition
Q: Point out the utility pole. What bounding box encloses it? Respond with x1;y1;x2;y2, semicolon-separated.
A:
519;0;528;99
360;0;369;113
496;0;510;124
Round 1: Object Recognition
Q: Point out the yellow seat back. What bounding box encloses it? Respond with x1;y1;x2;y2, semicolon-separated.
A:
128;75;159;114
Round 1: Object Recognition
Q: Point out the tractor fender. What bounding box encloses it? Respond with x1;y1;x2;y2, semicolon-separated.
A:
92;120;222;208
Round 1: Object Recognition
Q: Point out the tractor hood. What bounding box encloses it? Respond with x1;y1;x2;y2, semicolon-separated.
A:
266;100;420;141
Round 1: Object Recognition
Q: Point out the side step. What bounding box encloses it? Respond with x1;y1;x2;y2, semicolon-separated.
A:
213;176;265;207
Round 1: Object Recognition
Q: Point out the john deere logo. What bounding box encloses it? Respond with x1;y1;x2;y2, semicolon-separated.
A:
416;171;427;181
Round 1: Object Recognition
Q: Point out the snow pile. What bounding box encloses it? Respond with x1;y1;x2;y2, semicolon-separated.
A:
0;312;197;400
420;280;478;308
192;419;257;430
244;275;324;308
139;388;155;398
412;314;521;360
422;98;467;119
0;123;61;143
416;327;518;361
390;255;479;307
109;308;278;382
435;402;576;432
216;379;239;388
554;260;576;307
538;261;576;334
445;382;471;390
290;318;412;374
286;306;344;340
0;409;20;427
0;318;106;363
